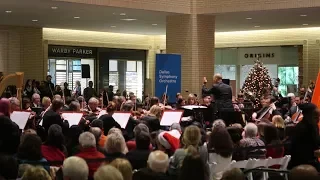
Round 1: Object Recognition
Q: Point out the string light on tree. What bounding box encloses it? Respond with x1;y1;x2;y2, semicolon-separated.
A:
241;59;273;108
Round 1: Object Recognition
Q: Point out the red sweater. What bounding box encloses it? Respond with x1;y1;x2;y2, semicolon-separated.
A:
76;147;105;178
41;145;65;162
126;140;153;151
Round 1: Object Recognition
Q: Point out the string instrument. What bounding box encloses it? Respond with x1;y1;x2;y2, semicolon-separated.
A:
291;83;313;123
256;100;278;122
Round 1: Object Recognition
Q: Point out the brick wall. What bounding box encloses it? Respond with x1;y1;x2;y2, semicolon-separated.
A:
166;14;215;97
0;26;43;83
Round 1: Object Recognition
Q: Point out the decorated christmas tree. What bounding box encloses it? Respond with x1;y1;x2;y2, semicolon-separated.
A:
241;60;273;108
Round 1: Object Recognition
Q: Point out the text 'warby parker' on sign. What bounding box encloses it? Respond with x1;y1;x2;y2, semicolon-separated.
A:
48;45;97;58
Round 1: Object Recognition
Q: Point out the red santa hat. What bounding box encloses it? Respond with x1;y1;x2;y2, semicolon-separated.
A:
158;129;181;152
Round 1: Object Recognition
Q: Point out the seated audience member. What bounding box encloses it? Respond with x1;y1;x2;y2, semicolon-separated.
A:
17;134;49;172
239;123;266;160
288;103;320;170
212;119;226;131
226;126;243;161
89;127;105;153
264;125;284;161
133;151;170;180
126;131;152;170
179;146;206;180
221;168;245;180
289;165;318;180
21;166;51;180
140;105;161;132
99;102;121;135
105;133;127;163
257;122;268;143
41;124;67;163
157;128;181;156
283;124;295;155
110;158;133;180
208;127;233;180
0;154;19;180
18;164;33;179
94;165;123;180
272;115;285;140
75;132;105;178
42;98;69;135
0;100;20;155
169;125;209;180
90;119;107;149
65;125;83;156
62;156;89;180
126;123;152;151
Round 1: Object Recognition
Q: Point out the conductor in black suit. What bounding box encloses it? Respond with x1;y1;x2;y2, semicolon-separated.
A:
202;74;234;126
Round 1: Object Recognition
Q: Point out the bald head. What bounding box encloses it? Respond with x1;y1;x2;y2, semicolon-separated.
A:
289;165;318;180
213;73;222;84
147;150;169;173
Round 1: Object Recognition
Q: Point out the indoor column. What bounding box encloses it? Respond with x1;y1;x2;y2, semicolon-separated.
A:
166;14;215;97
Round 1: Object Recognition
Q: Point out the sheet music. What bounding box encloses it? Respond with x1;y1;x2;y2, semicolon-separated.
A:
160;111;183;126
61;113;83;127
112;113;131;129
39;119;43;126
98;110;107;118
10;111;31;129
182;105;207;110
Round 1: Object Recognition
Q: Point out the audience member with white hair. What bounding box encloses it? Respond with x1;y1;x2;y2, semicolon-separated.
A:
62;156;89;180
239;123;266;160
75;132;105;179
94;165;123;180
212;119;226;131
105;133;127;163
132;150;170;180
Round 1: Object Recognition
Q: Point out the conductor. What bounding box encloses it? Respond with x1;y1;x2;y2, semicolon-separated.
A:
202;74;234;126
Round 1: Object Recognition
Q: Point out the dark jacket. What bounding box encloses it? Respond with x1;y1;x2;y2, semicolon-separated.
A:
288;119;320;170
202;82;233;110
42;110;69;135
104;152;126;164
0;115;20;155
140;115;160;132
99;114;121;136
126;149;150;170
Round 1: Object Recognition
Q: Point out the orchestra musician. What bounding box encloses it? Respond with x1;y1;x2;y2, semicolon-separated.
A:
99;102;121;136
284;93;301;122
202;74;234;126
252;95;281;122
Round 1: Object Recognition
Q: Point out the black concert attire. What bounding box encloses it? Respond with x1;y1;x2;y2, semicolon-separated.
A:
99;114;121;136
202;82;234;126
84;87;98;103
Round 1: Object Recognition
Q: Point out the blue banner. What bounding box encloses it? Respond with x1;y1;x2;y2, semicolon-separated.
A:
155;54;181;103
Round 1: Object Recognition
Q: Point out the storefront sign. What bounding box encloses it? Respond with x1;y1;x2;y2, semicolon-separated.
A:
244;53;275;58
48;45;97;58
238;47;281;64
155;54;181;103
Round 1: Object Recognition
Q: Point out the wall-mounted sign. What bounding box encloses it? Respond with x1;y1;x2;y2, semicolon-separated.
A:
48;45;97;58
244;53;275;58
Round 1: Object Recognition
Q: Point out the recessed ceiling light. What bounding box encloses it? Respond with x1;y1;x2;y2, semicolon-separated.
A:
112;13;116;15
120;13;126;16
246;17;252;20
300;14;307;17
152;24;158;26
110;26;116;28
121;18;137;21
74;16;80;19
51;6;58;10
254;26;260;28
32;19;38;22
302;24;309;26
5;10;12;13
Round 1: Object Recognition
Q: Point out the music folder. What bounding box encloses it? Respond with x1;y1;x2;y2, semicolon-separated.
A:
61;112;83;127
160;110;184;126
10;111;31;129
112;112;131;129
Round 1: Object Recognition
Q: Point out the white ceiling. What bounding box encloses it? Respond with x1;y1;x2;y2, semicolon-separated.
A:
0;0;174;35
1;0;320;35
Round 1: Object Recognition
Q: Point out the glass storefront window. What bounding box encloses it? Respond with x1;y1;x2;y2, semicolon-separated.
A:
107;59;144;100
48;58;95;94
278;66;299;96
214;65;236;80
